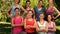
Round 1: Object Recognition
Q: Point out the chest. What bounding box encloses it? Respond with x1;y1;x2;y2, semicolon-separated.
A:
14;17;22;24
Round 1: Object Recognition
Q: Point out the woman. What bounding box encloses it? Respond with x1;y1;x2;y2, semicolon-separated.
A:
24;10;36;34
47;14;56;34
36;13;48;34
45;0;60;21
34;0;45;21
23;0;34;18
6;0;26;18
11;8;23;34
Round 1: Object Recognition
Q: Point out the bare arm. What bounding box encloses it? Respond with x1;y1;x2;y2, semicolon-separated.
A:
20;5;26;12
36;23;40;32
53;6;60;14
11;18;15;27
53;6;60;19
6;6;12;17
44;22;48;32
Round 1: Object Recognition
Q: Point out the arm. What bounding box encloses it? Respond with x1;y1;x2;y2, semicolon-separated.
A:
54;14;60;19
44;22;48;32
11;18;15;27
53;6;60;14
36;23;40;32
20;5;26;12
53;6;60;19
6;6;12;17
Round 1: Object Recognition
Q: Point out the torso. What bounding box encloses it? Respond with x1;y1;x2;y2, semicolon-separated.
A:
47;21;55;34
13;16;23;32
25;18;35;33
34;6;45;21
11;4;20;16
48;21;54;29
46;8;54;16
24;7;33;18
37;21;47;34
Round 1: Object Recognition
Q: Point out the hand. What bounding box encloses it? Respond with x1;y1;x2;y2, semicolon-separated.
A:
8;14;13;18
27;25;31;29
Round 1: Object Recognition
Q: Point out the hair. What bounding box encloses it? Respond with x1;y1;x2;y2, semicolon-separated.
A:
27;10;34;18
26;0;30;3
46;14;52;21
24;0;30;9
38;0;44;7
14;0;20;4
39;13;44;16
38;0;42;3
14;8;20;11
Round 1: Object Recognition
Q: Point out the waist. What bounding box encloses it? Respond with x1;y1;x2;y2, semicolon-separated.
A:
25;28;35;33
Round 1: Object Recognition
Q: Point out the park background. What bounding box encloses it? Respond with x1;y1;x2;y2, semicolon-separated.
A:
0;0;60;34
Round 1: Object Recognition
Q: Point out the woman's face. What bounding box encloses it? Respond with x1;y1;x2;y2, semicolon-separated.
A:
38;1;43;6
39;13;44;19
47;15;52;21
48;0;53;6
15;9;20;15
14;0;20;4
26;2;30;7
27;11;33;18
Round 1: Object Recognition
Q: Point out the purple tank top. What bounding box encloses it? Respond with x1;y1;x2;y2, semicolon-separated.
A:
13;16;23;32
48;21;54;29
46;9;54;16
47;21;55;34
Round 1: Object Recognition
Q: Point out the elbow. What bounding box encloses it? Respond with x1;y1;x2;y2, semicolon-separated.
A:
45;29;48;32
54;29;56;32
36;29;39;32
24;26;26;29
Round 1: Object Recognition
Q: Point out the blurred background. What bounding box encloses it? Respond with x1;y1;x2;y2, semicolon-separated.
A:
0;0;60;34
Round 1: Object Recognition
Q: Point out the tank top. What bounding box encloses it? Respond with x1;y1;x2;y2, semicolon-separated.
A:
37;21;47;34
13;16;23;32
25;18;35;33
46;9;54;16
48;21;54;29
47;21;55;34
11;5;20;16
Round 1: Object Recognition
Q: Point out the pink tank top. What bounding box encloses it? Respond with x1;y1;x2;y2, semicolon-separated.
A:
13;16;23;32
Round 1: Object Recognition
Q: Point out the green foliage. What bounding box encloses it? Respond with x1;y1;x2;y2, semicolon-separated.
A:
0;0;60;25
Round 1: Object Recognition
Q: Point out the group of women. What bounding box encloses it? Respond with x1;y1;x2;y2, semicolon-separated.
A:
6;0;60;34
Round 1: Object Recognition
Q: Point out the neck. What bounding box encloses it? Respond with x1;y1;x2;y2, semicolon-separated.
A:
38;5;42;8
14;3;18;6
40;19;44;21
16;14;19;17
27;17;32;19
26;6;30;8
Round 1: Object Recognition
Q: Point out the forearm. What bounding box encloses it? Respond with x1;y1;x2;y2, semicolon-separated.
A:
30;26;35;28
48;29;56;32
